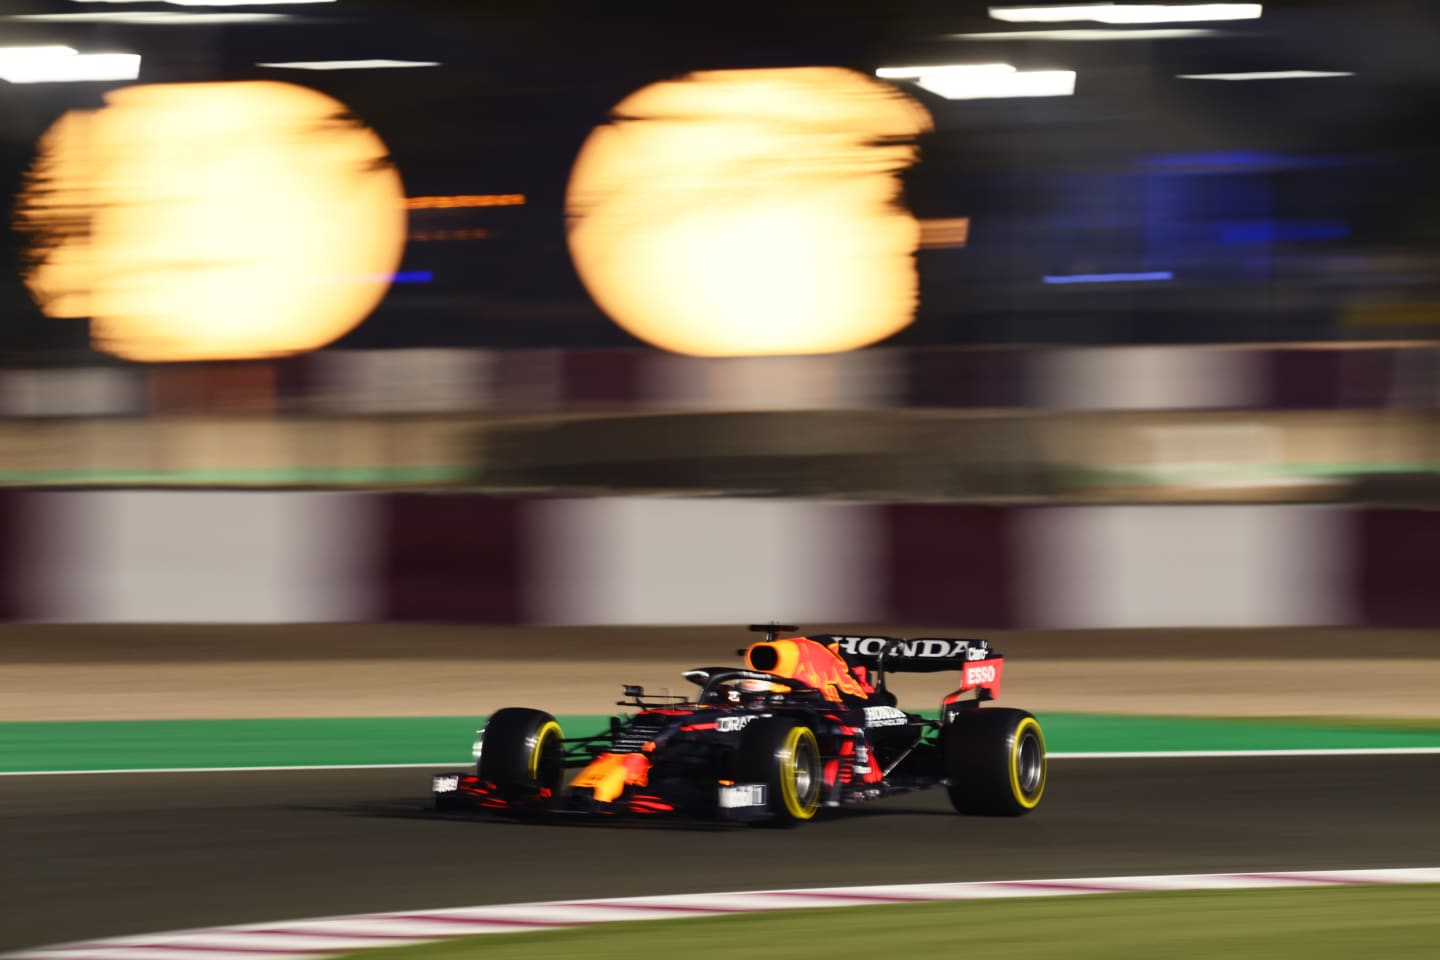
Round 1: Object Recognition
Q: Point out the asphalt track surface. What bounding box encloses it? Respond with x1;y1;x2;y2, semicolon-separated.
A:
4;756;1440;953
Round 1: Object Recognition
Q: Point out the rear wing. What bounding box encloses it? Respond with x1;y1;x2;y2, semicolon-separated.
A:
819;635;996;672
814;633;1005;704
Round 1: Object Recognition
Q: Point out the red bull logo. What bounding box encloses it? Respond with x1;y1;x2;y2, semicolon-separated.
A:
745;637;868;702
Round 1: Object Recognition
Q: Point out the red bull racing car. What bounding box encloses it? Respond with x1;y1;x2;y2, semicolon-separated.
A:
431;625;1046;825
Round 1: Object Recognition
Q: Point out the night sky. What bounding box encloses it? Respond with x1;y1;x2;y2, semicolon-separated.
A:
2;0;1438;356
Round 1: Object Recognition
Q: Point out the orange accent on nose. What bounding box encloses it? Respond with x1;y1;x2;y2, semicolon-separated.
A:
570;752;651;803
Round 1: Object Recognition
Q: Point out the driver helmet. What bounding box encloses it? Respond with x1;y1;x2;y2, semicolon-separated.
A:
737;677;774;709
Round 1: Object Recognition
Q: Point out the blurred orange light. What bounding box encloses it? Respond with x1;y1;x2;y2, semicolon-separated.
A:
919;218;971;248
565;67;932;357
14;81;405;362
405;194;525;209
408;229;491;241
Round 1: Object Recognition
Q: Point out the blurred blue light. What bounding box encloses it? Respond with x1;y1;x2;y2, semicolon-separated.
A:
1218;220;1349;243
1043;271;1174;284
1139;152;1344;171
391;271;433;283
1149;151;1277;167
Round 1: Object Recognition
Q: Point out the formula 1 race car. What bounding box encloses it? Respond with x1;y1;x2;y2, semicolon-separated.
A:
431;625;1046;826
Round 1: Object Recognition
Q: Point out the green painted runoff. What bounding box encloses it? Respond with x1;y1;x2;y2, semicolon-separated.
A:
2;712;1438;773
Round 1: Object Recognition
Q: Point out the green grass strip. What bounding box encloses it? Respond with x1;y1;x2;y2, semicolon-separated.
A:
0;716;606;773
3;712;1439;773
1066;462;1439;487
329;886;1440;960
1032;712;1440;752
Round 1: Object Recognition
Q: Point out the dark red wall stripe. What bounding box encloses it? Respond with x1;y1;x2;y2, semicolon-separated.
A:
560;350;644;408
1263;349;1406;410
1357;507;1440;628
0;490;23;620
884;504;1015;628
903;348;1029;409
379;494;523;622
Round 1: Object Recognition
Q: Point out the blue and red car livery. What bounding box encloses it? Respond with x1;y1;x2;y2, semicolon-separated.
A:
431;625;1046;825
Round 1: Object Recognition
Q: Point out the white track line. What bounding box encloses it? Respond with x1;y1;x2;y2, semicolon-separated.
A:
1053;747;1440;759
0;763;461;777
4;746;1440;776
5;869;1438;960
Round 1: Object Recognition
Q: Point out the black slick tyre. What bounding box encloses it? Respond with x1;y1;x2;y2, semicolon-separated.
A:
476;707;565;805
736;716;822;826
944;708;1046;816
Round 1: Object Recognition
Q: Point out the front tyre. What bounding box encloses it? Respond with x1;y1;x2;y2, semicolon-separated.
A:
476;707;565;805
737;717;822;826
944;708;1046;816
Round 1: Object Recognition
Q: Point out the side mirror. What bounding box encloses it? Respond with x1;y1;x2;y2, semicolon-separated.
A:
623;684;644;699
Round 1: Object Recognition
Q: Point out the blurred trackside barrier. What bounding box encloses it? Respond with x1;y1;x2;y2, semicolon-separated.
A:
0;491;1434;628
0;344;1433;498
1;343;1436;417
0;408;1433;500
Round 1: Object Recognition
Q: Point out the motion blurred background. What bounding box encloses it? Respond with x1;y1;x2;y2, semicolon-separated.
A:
0;0;1436;628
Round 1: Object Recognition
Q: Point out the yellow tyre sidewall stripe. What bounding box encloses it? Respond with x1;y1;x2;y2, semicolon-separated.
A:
1008;716;1046;810
779;726;820;820
528;721;563;782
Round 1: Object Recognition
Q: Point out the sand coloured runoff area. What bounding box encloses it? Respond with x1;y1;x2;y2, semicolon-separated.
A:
2;624;1438;723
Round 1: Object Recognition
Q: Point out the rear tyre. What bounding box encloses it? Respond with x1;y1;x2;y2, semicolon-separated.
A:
737;717;822;826
476;707;565;805
944;708;1046;816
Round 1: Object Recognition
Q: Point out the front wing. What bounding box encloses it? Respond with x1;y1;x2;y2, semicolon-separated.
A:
431;770;778;822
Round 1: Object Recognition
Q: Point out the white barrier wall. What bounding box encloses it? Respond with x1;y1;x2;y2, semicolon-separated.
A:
1029;346;1265;411
1014;505;1356;628
525;498;883;625
19;491;378;623
310;349;496;414
0;368;147;417
642;352;901;411
0;492;1420;626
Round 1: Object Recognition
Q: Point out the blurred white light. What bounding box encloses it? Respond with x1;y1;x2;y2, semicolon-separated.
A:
876;63;1015;79
917;69;1076;99
990;3;1262;23
1178;70;1354;80
957;27;1215;39
0;45;79;60
257;59;442;70
0;47;139;83
8;12;288;23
